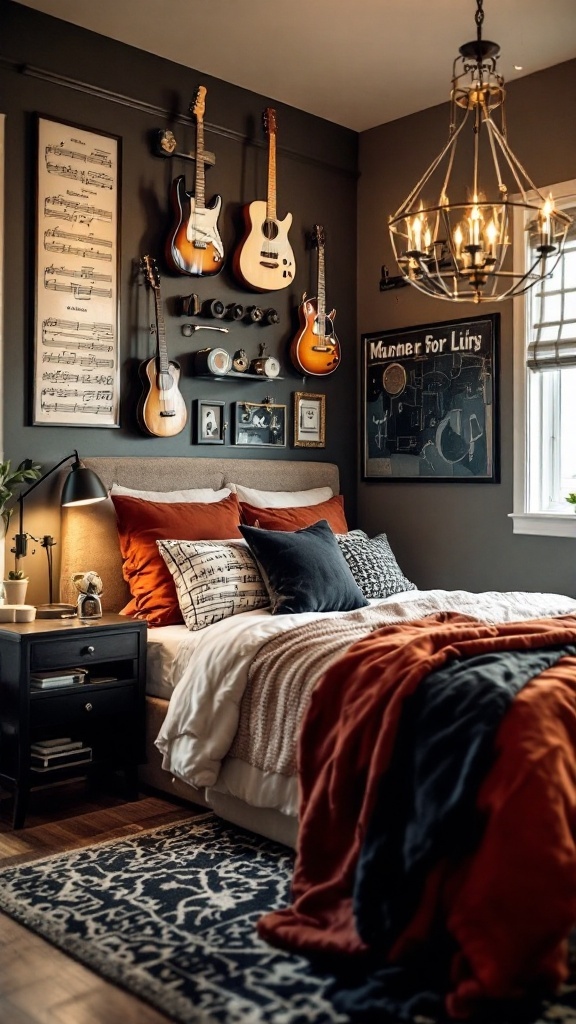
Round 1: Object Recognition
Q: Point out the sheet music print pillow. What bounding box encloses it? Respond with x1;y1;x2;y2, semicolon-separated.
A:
156;539;270;630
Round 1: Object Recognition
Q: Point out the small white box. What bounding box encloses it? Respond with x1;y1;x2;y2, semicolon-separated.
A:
14;605;36;622
0;605;17;622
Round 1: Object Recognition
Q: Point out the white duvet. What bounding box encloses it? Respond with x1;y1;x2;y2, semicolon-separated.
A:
155;588;576;817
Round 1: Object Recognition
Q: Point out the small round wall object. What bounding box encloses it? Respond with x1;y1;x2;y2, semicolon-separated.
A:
232;348;250;372
194;347;232;375
250;355;280;377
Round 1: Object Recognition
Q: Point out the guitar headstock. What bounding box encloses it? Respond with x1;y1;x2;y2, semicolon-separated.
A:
142;254;160;291
191;86;207;123
312;224;326;249
263;107;277;137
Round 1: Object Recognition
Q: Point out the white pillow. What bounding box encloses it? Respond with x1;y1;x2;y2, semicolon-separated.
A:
110;483;231;503
156;539;269;630
229;483;333;508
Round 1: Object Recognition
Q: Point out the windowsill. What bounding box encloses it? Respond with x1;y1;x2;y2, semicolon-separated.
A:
508;512;576;538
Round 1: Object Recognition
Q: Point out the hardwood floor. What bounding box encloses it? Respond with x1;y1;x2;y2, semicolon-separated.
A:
0;781;205;1024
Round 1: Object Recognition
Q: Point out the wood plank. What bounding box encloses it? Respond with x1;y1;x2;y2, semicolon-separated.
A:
0;785;203;1023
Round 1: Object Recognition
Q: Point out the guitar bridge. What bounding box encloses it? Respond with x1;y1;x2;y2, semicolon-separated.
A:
160;410;176;417
193;241;207;250
260;260;279;269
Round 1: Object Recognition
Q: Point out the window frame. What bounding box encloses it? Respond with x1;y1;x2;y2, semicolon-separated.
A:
510;177;576;538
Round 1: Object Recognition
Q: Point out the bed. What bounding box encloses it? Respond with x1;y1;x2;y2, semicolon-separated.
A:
59;455;576;1019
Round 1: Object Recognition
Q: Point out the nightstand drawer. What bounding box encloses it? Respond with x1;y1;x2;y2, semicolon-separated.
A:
30;631;139;670
30;683;136;731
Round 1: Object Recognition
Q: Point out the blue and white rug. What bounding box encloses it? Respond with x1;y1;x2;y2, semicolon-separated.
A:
0;812;575;1024
0;813;344;1024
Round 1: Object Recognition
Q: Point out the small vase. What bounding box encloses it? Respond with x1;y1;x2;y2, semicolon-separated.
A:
3;578;29;604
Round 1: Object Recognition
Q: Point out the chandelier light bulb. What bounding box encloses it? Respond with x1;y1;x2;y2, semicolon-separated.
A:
388;0;572;303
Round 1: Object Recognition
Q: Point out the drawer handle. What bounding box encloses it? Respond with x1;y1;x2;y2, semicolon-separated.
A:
83;645;95;656
84;702;93;712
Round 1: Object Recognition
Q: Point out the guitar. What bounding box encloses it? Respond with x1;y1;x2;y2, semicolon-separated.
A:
138;255;188;437
165;86;224;277
232;107;295;292
289;225;340;375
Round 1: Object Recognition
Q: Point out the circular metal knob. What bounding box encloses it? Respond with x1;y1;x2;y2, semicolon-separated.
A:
84;702;93;712
84;645;95;655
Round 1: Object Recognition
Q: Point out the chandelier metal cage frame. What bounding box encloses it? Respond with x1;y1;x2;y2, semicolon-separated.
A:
388;0;572;304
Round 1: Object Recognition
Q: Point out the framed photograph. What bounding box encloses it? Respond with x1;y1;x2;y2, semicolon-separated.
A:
33;115;121;427
362;314;499;481
293;392;326;448
233;401;286;447
194;399;226;444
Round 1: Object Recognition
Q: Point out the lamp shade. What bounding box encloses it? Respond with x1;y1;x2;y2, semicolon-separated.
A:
61;463;108;507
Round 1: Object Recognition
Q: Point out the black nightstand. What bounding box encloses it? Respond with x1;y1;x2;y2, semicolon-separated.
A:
0;613;147;828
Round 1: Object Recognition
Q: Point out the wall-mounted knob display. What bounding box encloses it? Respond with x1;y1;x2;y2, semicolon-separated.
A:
250;355;281;377
224;303;244;321
201;298;225;319
263;308;280;325
178;293;200;317
244;306;264;323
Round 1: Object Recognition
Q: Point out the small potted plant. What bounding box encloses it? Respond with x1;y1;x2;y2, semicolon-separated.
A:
566;493;576;511
0;459;42;602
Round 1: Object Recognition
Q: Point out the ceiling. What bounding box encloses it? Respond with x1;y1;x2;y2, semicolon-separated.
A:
13;0;576;132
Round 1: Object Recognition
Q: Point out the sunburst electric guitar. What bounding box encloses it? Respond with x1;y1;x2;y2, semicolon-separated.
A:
232;107;295;292
138;255;188;436
165;86;224;277
289;225;340;375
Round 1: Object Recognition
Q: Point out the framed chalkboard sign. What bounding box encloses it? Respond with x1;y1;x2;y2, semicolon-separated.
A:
362;314;499;482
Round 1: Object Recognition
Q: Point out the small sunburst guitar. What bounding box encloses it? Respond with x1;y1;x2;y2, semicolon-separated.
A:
232;107;295;292
165;86;224;277
138;255;187;437
289;225;340;376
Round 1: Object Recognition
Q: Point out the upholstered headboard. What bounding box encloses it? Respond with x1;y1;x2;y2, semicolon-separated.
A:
60;457;340;612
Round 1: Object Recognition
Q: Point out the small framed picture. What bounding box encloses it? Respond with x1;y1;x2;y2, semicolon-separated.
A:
194;400;226;444
293;392;326;448
233;401;286;447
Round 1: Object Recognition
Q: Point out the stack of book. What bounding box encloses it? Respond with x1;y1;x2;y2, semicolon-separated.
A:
30;737;93;772
30;668;88;690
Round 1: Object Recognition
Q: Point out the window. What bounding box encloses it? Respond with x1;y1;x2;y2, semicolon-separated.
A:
511;179;576;537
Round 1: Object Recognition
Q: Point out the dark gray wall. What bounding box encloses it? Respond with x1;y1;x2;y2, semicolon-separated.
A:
0;1;358;596
357;59;576;598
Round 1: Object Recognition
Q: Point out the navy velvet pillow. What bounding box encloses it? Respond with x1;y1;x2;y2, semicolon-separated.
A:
239;519;369;615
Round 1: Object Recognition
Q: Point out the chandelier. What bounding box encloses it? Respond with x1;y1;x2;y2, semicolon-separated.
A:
388;0;572;303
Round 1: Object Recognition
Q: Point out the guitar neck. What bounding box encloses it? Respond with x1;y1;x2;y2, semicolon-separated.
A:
317;243;326;328
266;131;277;223
153;290;169;374
194;119;206;209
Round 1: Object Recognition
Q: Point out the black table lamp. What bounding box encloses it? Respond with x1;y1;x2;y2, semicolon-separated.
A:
12;451;107;618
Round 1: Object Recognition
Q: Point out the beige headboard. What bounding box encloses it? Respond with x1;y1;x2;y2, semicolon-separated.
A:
60;457;340;612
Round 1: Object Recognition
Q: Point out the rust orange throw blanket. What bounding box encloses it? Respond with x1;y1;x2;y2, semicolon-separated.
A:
258;613;576;1018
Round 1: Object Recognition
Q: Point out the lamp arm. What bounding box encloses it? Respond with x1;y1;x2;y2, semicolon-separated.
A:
14;451;79;561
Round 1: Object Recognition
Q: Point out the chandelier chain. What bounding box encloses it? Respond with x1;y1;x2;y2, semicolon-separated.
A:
475;0;484;40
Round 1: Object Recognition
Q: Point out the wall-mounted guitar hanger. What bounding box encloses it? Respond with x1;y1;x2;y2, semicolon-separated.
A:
379;265;409;291
152;128;216;167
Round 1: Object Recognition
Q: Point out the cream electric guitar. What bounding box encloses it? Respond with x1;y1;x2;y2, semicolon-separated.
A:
232;107;295;292
165;86;224;277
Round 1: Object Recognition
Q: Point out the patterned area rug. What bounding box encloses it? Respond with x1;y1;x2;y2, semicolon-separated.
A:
0;812;575;1024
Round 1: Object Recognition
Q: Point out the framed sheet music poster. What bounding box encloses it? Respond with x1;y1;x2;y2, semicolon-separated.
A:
362;314;499;481
33;115;121;427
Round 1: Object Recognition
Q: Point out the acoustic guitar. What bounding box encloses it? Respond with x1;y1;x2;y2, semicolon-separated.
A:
232;108;295;292
165;86;224;277
138;255;188;437
289;225;340;376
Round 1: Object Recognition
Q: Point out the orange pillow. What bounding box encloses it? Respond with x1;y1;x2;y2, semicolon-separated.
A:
240;494;348;533
111;492;242;626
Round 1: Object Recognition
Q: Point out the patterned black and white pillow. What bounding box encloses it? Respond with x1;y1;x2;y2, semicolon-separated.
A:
335;530;417;599
157;539;269;630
